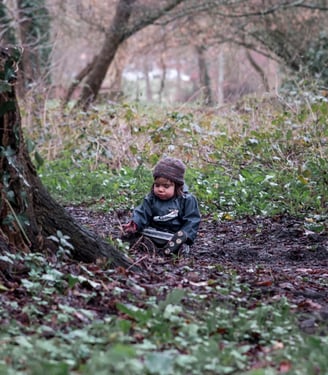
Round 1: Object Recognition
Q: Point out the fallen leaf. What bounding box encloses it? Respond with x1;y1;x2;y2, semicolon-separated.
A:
255;279;273;287
298;299;323;310
279;360;292;372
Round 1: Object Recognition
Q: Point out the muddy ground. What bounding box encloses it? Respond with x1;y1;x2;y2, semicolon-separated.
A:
1;206;327;337
68;206;328;334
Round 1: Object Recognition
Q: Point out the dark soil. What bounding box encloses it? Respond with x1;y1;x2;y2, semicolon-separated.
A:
1;206;327;337
67;206;328;334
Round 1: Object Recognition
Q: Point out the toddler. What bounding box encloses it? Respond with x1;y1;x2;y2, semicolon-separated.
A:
123;157;201;255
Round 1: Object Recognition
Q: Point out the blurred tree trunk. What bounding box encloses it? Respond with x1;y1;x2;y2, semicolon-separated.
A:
157;28;168;104
144;59;153;102
217;50;224;106
158;52;167;104
0;48;132;269
175;59;182;103
16;0;52;96
76;0;136;109
107;57;125;102
0;1;17;46
245;49;269;92
196;45;213;106
70;0;184;109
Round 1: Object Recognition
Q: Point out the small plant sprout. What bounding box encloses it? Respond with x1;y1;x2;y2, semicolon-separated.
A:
48;230;74;260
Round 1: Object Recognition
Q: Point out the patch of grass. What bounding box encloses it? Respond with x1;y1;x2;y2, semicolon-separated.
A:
40;154;328;221
36;95;328;222
38;159;153;210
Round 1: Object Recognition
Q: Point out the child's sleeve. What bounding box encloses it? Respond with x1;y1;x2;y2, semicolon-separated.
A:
131;196;153;232
180;194;201;243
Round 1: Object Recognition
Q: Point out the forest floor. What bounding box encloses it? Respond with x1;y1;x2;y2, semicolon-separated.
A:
68;206;328;335
2;206;327;341
1;205;327;373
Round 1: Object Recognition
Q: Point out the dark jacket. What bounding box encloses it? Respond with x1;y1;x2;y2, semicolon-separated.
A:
132;191;201;244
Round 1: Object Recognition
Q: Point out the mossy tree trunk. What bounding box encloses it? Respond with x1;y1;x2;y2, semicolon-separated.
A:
0;47;132;268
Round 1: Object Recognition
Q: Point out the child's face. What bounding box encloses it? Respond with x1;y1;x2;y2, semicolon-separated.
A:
153;177;175;200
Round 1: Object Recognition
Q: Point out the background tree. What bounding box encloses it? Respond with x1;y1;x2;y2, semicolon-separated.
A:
0;1;17;45
66;0;328;108
1;0;52;96
0;47;132;268
200;0;328;87
67;0;185;108
3;1;328;107
1;0;320;109
16;0;52;95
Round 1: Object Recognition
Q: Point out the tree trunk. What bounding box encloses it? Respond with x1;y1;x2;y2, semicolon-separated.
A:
106;49;125;102
16;0;52;96
0;47;132;269
217;49;224;106
144;59;152;102
245;49;270;92
63;56;96;105
73;0;184;109
158;53;167;104
77;0;136;109
196;45;213;106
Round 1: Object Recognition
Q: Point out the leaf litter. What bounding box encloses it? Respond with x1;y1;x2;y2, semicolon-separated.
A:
67;206;328;334
0;205;327;372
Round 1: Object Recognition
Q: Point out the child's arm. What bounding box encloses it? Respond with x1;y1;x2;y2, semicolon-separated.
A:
163;195;201;255
126;195;153;233
179;194;201;243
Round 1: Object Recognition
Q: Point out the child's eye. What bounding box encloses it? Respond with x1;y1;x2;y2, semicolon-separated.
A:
155;184;173;189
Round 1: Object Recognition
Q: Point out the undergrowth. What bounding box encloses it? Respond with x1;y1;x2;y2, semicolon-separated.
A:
1;90;326;374
0;250;327;375
36;93;328;224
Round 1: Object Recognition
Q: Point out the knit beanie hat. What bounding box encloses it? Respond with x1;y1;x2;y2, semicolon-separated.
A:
153;157;186;185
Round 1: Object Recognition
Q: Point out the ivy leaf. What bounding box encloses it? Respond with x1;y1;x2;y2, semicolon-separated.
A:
144;351;175;375
34;150;44;168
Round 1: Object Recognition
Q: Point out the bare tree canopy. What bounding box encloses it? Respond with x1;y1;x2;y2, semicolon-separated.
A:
73;0;185;108
65;0;328;107
2;0;328;107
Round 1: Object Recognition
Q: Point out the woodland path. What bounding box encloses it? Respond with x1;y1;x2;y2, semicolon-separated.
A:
68;206;328;335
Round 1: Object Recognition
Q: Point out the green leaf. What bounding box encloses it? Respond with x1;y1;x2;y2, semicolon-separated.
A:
0;255;14;264
159;288;185;311
107;343;136;361
0;145;15;158
67;274;80;288
144;351;175;375
59;237;74;250
6;190;15;203
47;235;59;243
34;150;44;168
0;283;9;292
26;138;35;153
116;303;151;323
163;304;182;320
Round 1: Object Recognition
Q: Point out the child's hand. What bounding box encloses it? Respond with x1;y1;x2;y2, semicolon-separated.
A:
122;221;137;233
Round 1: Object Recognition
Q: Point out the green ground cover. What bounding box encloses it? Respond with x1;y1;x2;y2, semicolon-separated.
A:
1;91;327;374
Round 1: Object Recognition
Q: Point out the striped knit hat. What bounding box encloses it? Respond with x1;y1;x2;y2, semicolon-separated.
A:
153;157;186;185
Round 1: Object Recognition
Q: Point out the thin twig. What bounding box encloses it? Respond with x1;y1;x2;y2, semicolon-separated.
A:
4;198;31;247
126;254;149;271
